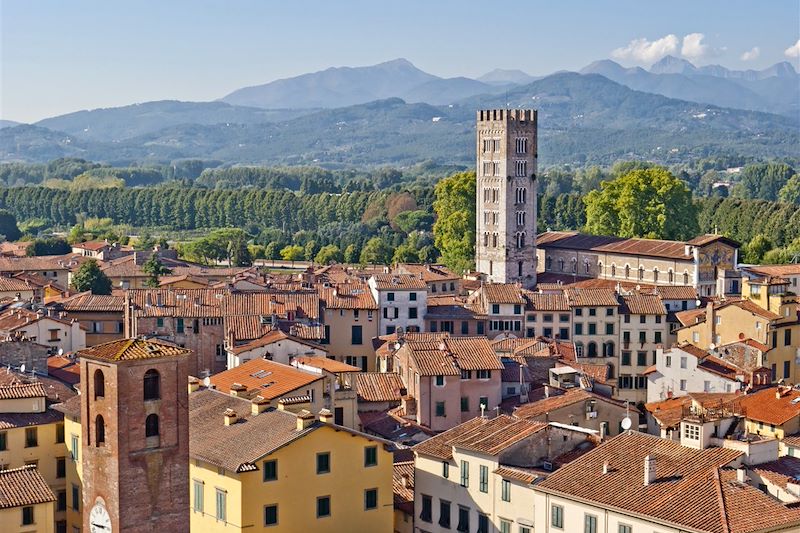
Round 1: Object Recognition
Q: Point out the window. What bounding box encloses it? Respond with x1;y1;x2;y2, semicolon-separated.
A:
193;480;204;512
442;461;449;478
364;488;378;510
478;513;490;533
71;484;80;511
460;397;469;412
477;370;491;379
605;323;614;335
680;379;687;391
420;494;432;522
585;514;597;533
637;351;647;366
588;323;597;335
409;307;418;319
619;525;632;533
351;325;363;345
786;329;793;346
575;323;583;335
435;375;445;387
364;446;378;467
22;506;34;526
621;351;631;365
0;431;6;451
461;321;469;334
477;322;485;335
410;292;417;301
56;423;64;444
665;355;672;367
70;435;79;461
264;504;278;526
317;452;330;474
479;465;488;492
655;331;662;344
143;369;160;401
439;500;451;528
215;488;227;522
587;342;598;357
387;292;395;302
785;361;791;379
501;479;511;502
57;457;66;478
94;369;105;399
263;460;277;481
639;331;647;343
57;490;67;511
680;356;687;369
457;506;470;533
176;318;184;333
551;504;564;528
460;460;469;487
317;495;331;518
435;401;446;417
492;304;500;314
479;396;489;410
145;414;159;438
543;314;554;323
461;370;471;380
25;427;37;448
520;528;531;533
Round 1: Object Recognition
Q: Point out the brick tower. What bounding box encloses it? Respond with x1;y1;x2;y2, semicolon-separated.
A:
475;109;538;287
79;338;191;533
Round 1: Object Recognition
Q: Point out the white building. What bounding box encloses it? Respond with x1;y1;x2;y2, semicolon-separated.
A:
0;308;86;354
225;328;327;368
368;274;428;336
646;343;743;403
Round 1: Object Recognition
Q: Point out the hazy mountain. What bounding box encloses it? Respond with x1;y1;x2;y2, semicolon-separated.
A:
35;100;308;142
580;58;798;116
477;69;537;85
403;77;498;105
0;120;21;129
4;73;796;167
221;58;439;109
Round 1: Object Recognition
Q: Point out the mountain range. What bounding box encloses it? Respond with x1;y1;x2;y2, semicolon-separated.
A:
1;57;798;168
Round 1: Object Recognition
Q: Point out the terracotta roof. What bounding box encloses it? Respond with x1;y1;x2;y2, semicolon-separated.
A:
356;372;406;403
402;333;502;376
317;283;377;310
393;460;414;514
56;292;125;312
72;240;110;251
751;456;800;490
524;291;570;311
47;356;81;385
228;329;325;355
209;358;322;400
481;283;526;304
292;356;360;373
0;254;86;273
158;274;210;287
722;299;782;321
394;263;459;282
0;380;45;400
0;277;33;292
744;264;800;278
514;388;625;419
675;307;706;326
644;396;694;428
78;338;190;362
52;394;81;420
655;285;699;301
535;432;781;533
127;288;226;317
537;231;697;260
493;465;540;484
425;295;485;319
556;361;611;384
566;288;619;307
370;274;427;290
673;343;710;359
620;293;666;315
224;290;320;321
413;415;547;460
686;234;740;247
0;369;76;404
0;465;56;509
740;386;800;426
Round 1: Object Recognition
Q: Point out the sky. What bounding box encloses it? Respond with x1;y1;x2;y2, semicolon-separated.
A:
1;0;799;123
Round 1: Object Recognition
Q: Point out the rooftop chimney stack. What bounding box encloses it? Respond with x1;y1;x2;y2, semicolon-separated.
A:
644;455;656;486
296;409;316;431
602;461;609;475
223;409;238;426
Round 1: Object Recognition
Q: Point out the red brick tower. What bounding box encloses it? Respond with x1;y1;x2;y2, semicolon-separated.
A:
79;338;191;533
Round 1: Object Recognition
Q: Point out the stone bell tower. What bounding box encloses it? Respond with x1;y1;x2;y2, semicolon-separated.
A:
475;109;538;287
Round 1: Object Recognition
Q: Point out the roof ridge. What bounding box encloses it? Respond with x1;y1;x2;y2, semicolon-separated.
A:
712;468;731;533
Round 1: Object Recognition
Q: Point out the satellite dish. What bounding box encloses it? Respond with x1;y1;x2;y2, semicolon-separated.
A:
709;343;716;351
202;376;211;388
57;348;63;356
621;417;632;430
19;364;25;373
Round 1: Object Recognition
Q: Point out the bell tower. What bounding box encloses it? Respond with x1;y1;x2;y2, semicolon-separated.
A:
475;109;538;287
79;338;191;533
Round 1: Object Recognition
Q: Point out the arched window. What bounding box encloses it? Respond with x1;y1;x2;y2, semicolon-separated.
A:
668;269;674;283
653;269;659;283
559;259;565;272
546;257;553;271
571;258;577;273
587;342;598;358
492;233;498;248
143;369;160;401
611;264;616;277
575;342;584;358
604;342;615;358
94;369;105;400
625;265;630;279
584;260;590;274
683;271;689;285
145;414;159;437
638;267;645;281
483;233;489;246
95;415;105;447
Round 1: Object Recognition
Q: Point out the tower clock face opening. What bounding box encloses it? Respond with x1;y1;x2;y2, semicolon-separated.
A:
90;501;112;533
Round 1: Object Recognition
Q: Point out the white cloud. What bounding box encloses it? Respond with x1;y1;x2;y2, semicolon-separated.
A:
786;39;800;58
611;34;679;64
740;46;760;61
681;33;711;61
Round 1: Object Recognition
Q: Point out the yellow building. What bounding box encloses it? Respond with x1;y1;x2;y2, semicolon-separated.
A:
318;283;379;372
189;387;394;532
0;372;75;533
53;395;82;533
0;465;56;533
739;385;800;439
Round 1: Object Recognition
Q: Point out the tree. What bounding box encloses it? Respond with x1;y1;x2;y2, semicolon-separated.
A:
280;245;305;263
360;237;391;265
26;237;71;256
433;171;475;273
71;259;112;294
304;240;320;262
343;244;359;264
743;234;774;264
0;210;21;242
779;175;800;204
584;167;698;240
394;210;434;234
135;231;156;251
142;254;172;288
315;244;342;265
735;163;795;201
264;242;281;260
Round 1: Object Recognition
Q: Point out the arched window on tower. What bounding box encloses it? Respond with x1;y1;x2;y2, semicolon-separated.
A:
143;369;160;401
145;414;159;438
611;264;616;277
638;267;645;281
653;269;659;283
95;415;105;447
94;369;105;400
625;265;630;279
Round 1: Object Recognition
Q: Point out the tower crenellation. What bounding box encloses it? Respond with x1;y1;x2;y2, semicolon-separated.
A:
475;108;538;287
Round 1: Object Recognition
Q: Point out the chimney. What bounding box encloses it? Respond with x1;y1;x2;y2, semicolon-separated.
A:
188;377;200;394
296;409;315;431
776;387;783;399
736;467;747;483
318;408;333;423
602;461;609;475
229;383;247;397
644;455;656;486
251;395;271;415
544;385;550;398
223;408;238;426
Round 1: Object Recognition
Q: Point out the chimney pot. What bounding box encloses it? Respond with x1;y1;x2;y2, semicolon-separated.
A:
318;408;333;423
644;455;656;486
602;460;609;475
296;409;315;431
736;467;747;483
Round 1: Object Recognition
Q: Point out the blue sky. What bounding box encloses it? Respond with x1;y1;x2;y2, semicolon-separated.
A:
1;0;798;122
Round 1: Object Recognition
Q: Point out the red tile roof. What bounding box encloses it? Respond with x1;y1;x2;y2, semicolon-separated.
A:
566;288;619;307
537;231;694;260
370;274;427;290
740;386;800;426
392;460;414;514
56;292;125;312
751;456;800;490
0;465;56;509
402;333;502;376
620;293;666;315
317;283;377;310
78;338;190;362
209;358;321;400
356;372;406;403
292;356;360;373
524;291;570;311
514;388;625;419
655;285;699;301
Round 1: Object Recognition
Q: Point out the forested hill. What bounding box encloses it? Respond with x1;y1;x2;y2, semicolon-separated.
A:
2;73;797;167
